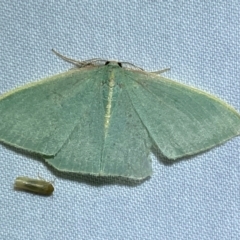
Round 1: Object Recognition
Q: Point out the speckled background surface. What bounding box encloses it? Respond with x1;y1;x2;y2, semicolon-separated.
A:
0;1;239;239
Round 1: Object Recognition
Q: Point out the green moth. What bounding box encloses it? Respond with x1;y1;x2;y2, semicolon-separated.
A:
14;176;54;195
0;50;240;180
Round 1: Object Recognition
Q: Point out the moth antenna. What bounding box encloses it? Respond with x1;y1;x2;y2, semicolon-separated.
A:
151;68;171;74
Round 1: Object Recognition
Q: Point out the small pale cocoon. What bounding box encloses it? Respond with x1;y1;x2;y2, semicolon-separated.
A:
14;176;54;195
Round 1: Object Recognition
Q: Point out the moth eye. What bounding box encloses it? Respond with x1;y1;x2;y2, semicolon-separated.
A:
105;61;110;65
118;62;122;67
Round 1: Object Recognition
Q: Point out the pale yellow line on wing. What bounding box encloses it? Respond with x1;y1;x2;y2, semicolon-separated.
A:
104;71;115;137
